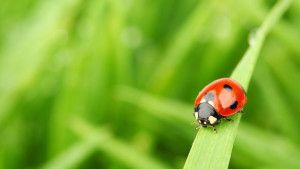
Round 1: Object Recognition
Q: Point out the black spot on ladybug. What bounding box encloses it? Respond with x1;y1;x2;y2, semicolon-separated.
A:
204;92;215;101
230;101;238;109
224;84;232;91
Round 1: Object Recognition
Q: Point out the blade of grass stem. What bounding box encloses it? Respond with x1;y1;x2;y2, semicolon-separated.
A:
184;0;293;168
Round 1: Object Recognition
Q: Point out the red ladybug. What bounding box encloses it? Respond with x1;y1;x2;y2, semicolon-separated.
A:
194;78;247;133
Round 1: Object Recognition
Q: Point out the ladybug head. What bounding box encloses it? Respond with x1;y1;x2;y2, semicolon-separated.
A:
194;103;221;125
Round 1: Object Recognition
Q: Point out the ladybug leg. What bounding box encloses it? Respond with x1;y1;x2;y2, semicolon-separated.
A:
238;110;245;114
213;119;222;125
222;116;234;122
195;125;202;130
191;122;199;125
210;125;217;133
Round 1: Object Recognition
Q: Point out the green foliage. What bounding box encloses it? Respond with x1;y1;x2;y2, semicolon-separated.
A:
0;0;299;169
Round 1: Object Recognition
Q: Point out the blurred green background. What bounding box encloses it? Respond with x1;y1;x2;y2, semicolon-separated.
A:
1;0;300;168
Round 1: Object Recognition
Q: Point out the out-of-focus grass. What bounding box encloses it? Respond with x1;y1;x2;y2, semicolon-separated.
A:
1;0;300;169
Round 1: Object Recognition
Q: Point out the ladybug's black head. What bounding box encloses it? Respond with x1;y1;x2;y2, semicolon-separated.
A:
194;103;221;126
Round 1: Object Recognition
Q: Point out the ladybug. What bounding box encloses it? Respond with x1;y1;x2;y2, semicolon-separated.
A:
193;78;247;133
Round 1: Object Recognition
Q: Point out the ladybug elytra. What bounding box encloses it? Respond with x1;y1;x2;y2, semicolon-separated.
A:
193;78;247;133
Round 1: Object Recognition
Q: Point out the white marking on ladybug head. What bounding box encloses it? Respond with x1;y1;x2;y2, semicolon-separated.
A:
204;121;207;124
200;99;206;103
194;112;199;120
208;101;215;107
208;116;217;124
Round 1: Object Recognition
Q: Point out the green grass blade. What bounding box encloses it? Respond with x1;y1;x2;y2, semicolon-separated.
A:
147;0;213;92
184;0;293;169
41;134;106;169
41;117;111;169
69;117;172;169
43;116;172;169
